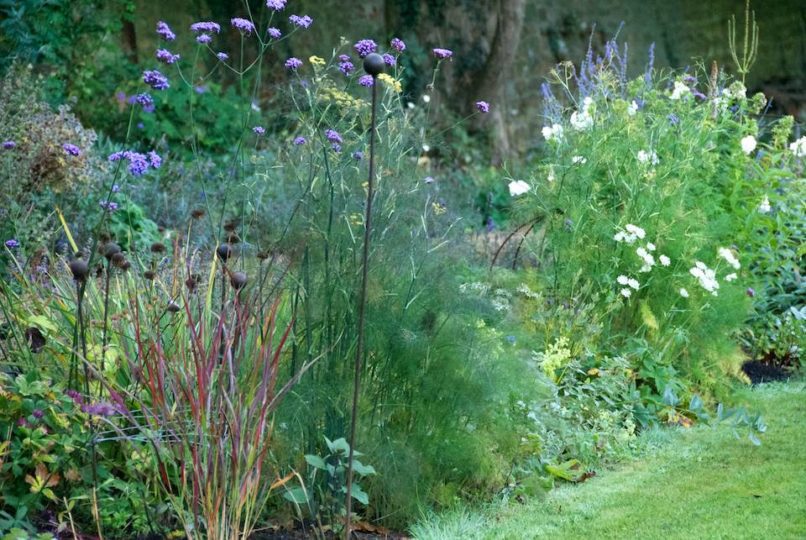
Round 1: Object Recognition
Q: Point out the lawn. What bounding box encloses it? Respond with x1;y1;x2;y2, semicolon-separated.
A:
413;381;806;539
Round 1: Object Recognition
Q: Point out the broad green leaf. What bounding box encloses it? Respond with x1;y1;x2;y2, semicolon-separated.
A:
351;483;369;505
282;486;309;504
305;454;326;470
351;459;376;476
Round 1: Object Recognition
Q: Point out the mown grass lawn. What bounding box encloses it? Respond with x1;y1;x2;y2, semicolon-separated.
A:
412;381;806;539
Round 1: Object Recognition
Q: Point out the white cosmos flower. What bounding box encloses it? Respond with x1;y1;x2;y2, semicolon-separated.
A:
508;180;530;197
659;255;671;266
679;288;689;298
758;195;771;213
790;136;806;157
741;135;757;155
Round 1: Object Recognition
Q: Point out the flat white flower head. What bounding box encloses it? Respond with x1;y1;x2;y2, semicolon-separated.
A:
627;100;639;116
717;247;741;270
542;123;564;143
670;81;691;100
659;255;671;267
758;195;771;214
627;278;640;290
741;135;757;155
508;180;530;197
571;155;587;165
679;288;689;298
617;275;630;285
790;136;806;157
637;150;659;166
620;288;632;298
725;273;738;282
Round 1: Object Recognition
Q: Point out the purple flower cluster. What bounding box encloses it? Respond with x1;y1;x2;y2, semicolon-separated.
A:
63;143;81;156
391;38;406;52
285;57;303;70
354;39;377;58
475;100;490;113
293;136;307;145
216;52;229;61
66;389;84;406
156;21;176;41
231;17;255;34
143;70;170;90
289;14;312;28
82;401;118;417
352;151;363;160
433;48;453;59
266;0;286;10
358;75;374;87
253;126;266;135
148;150;162;169
156;48;180;64
2;140;16;149
338;55;354;75
382;53;396;66
133;93;155;112
197;34;212;44
4;239;20;249
99;201;119;212
190;21;221;34
267;27;281;39
325;129;342;144
108;150;161;176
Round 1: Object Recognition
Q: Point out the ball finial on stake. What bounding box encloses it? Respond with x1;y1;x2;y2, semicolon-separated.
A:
363;52;385;77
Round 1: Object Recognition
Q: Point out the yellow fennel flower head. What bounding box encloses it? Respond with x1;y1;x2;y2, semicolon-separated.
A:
309;55;326;67
377;73;402;93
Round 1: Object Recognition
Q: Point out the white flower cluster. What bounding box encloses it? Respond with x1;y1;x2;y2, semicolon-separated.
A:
617;275;640;298
614;223;646;244
790;136;806;158
571;155;587;165
741;135;757;155
570;96;594;131
722;82;747;100
689;261;719;296
542;123;564;143
758;195;771;214
636;244;655;272
637;149;660;166
670;81;691;100
508;179;530;197
627;100;639;116
717;247;741;270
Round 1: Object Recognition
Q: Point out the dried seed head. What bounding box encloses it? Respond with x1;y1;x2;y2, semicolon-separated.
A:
150;242;166;254
223;220;238;233
256;251;270;261
143;270;157;281
363;53;385;77
230;271;248;290
166;301;181;313
119;260;131;272
185;273;200;292
111;252;127;268
216;243;233;262
69;259;89;281
191;208;206;219
227;233;241;244
103;242;121;260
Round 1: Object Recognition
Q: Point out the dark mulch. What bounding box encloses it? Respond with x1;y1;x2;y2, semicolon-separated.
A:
250;521;410;540
741;360;791;384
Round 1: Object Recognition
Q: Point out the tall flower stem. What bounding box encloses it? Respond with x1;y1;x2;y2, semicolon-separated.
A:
344;54;383;540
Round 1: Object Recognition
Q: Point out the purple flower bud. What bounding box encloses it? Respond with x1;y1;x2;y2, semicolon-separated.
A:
196;34;212;44
143;70;170;90
156;49;180;64
253;126;266;135
3;140;16;149
475;100;490;113
390;38;406;52
285;57;303;70
216;52;229;61
231;17;255;34
266;0;286;10
32;409;44;419
746;287;755;297
325;129;342;144
63;143;81;156
99;201;119;212
354;39;378;58
4;239;20;249
358;74;374;87
190;21;221;34
156;21;176;41
331;143;342;153
352;151;363;160
339;61;355;75
433;48;453;59
288;14;313;28
293;136;307;145
382;53;396;66
267;27;281;39
147;150;162;169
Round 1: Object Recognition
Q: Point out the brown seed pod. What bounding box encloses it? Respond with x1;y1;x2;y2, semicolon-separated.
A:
150;242;166;254
111;252;127;268
103;242;121;260
256;251;270;261
223;220;238;233
143;270;156;281
166;301;181;313
230;271;248;290
216;243;233;262
69;259;89;281
119;260;132;272
191;208;206;219
185;273;200;292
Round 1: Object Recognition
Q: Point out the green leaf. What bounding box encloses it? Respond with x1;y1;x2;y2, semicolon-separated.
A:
305;454;326;470
351;459;376;477
282;486;309;504
325;437;350;455
351;483;369;505
748;433;762;446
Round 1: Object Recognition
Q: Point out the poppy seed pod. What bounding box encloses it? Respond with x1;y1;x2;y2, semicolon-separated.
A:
216;243;233;262
69;259;89;281
230;271;248;290
363;53;385;77
103;242;121;260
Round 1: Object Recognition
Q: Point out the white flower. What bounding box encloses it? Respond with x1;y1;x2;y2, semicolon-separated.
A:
659;255;671;267
627;278;640;290
637;150;660;166
636;246;655;271
422;143;431;152
542;123;564;143
620;288;632;298
617;275;630;285
790;136;806;158
508;180;530;197
615;224;646;245
625;224;646;239
740;135;757;155
689;261;719;295
572;155;587;165
679;288;689;298
646;242;656;251
725;273;738;282
627;100;638;116
670;81;690;100
422;94;431;103
407;102;415;109
722;83;746;100
717;247;741;270
570;110;593;131
547;167;556;183
758;195;771;214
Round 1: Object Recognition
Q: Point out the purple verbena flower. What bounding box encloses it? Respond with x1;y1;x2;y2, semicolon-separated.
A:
339;60;355;75
190;21;221;34
4;239;20;249
112;183;121;193
382;53;396;66
156;21;176;41
267;27;281;39
433;48;453;59
2;141;16;149
352;151;363;160
266;0;286;10
125;151;149;176
285;57;303;70
231;17;255;34
475;100;490;113
99;201;119;212
147;150;162;168
293;136;307;145
216;52;229;61
667;113;680;126
288;14;313;28
194;85;207;94
325;129;342;144
358;74;374;87
196;34;212;44
133;93;154;112
63;143;81;156
354;39;378;58
143;70;170;90
66;389;84;406
82;401;118;417
391;38;406;52
331;143;341;153
156;48;180;64
253;126;266;135
108;151;125;162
